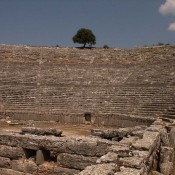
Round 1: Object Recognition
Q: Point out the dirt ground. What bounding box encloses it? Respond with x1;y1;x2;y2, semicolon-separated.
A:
0;119;115;136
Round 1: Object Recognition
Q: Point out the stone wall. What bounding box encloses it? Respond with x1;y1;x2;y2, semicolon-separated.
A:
0;118;174;175
0;44;175;125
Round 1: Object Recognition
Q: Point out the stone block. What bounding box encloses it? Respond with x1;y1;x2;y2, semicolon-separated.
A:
107;145;131;157
160;146;174;163
160;162;173;175
11;159;37;174
114;167;144;175
96;152;118;163
21;127;62;137
118;156;144;169
132;131;160;154
119;136;139;145
146;125;164;132
57;153;98;170
0;133;114;156
151;171;164;175
78;163;119;175
0;145;24;159
169;127;175;147
0;168;32;175
0;156;10;168
38;162;80;175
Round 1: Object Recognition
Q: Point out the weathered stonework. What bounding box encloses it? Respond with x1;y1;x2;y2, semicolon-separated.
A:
0;44;175;126
0;118;174;175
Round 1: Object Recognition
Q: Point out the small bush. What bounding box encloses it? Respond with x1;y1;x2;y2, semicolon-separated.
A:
103;45;109;49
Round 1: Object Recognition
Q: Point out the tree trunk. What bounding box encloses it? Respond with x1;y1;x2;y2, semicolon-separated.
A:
83;43;86;48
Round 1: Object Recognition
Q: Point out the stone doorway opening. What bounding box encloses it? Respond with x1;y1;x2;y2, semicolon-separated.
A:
84;112;91;122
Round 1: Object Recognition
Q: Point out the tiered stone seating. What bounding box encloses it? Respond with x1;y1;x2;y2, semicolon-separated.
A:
0;44;175;122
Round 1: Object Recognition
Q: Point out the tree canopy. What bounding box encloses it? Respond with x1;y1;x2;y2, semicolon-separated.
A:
72;28;96;48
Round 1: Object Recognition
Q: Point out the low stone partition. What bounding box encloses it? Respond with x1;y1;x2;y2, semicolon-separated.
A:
0;118;174;175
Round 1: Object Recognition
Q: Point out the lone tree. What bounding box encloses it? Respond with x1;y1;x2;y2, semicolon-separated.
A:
72;28;96;48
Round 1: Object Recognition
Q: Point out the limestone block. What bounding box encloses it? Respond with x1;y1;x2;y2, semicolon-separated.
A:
119;136;139;145
38;162;80;175
107;145;131;157
160;128;170;146
146;125;164;132
0;156;10;168
0;145;24;159
151;171;164;175
21;127;62;137
57;153;98;170
132;150;149;159
114;167;144;175
132;131;160;153
91;129;119;139
0;168;32;175
36;150;45;165
91;127;132;139
77;163;119;175
11;159;37;174
160;146;174;163
0;132;115;156
169;127;175;147
160;162;173;175
130;130;144;138
119;156;144;169
96;152;118;163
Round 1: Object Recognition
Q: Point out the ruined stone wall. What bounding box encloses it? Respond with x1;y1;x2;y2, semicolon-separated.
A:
0;118;174;175
0;44;175;125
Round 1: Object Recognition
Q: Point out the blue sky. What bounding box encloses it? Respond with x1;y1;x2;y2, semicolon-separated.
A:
0;0;174;48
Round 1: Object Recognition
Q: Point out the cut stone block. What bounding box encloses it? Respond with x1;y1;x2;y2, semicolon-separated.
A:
77;163;119;175
21;127;62;137
114;167;144;175
119;156;144;169
11;159;37;174
96;152;118;163
132;131;160;154
0;156;10;168
57;153;98;170
0;145;24;159
38;162;80;175
0;168;32;175
107;145;131;157
146;125;164;132
119;136;139;145
160;146;174;163
160;162;173;175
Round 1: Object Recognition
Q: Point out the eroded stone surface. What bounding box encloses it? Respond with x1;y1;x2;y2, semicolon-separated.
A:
96;152;118;164
77;163;119;175
21;127;62;137
57;153;98;170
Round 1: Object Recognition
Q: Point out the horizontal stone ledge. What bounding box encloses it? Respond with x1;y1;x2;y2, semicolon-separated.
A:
11;159;37;174
57;153;98;170
21;127;62;137
0;132;117;156
0;145;24;159
77;163;119;175
131;131;160;153
114;167;145;175
0;168;32;175
118;156;145;169
0;156;11;168
38;162;80;175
